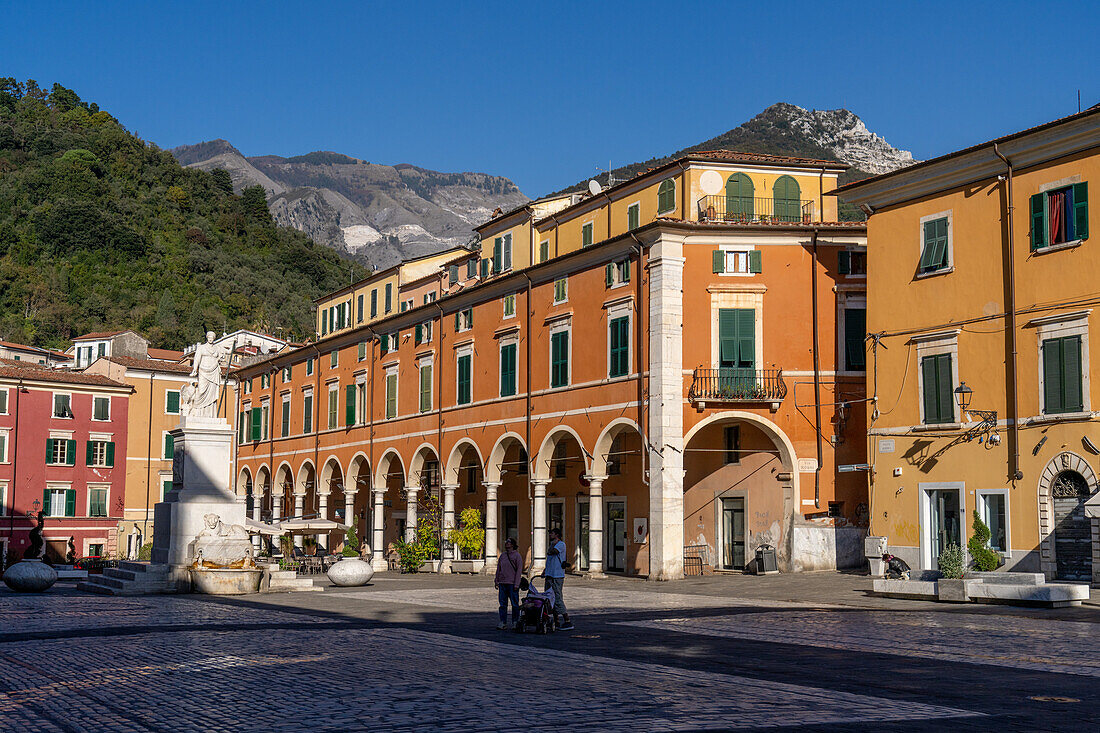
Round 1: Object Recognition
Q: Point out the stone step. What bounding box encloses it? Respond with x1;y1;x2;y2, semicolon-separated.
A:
103;568;139;582
267;576;324;592
118;561;156;573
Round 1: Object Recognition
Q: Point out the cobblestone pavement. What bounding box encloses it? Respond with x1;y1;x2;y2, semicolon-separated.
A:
622;609;1100;678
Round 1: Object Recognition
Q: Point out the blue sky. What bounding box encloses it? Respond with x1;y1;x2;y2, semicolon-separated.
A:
2;1;1097;196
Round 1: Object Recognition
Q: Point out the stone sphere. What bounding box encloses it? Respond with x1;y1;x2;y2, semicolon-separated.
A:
326;557;374;587
3;559;58;593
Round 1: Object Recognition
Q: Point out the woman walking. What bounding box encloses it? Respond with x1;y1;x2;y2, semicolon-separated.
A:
495;538;524;630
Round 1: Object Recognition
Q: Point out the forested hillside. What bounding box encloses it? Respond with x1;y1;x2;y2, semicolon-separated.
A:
0;79;364;350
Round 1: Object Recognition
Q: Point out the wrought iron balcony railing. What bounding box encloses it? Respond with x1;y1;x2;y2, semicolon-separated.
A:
697;195;815;224
688;368;787;403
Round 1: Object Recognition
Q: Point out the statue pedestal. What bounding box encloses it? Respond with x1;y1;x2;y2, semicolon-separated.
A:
152;416;244;589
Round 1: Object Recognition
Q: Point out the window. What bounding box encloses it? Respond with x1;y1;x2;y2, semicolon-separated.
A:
1042;335;1083;414
920;353;954;424
724;425;741;464
357;383;367;425
712;248;761;274
581;222;594;247
163;432;174;459
503;294;516;318
455;308;473;333
385;372;398;419
419;363;433;413
238;410;248;444
321;312;328;336
657;179;675;214
89;487;108;517
45;488;73;517
540;241;549;263
280;394;291;438
345;384;356;427
978;492;1008;553
480;258;490;279
627;202;640;231
401;299;413;312
0;482;5;515
0;388;7;414
773;175;802;221
303;391;314;432
493;234;513;273
92;396;110;421
97;343;106;358
261;374;270;389
249;405;262;443
260;402;269;440
283;365;292;382
330;350;338;369
500;343;517;397
838;250;867;276
844;308;867;371
357;294;364;323
243;379;251;395
165;390;181;415
328;386;339;429
87;440;114;468
385;283;393;313
48;438;75;466
88;542;104;556
1031;183;1088;249
53;393;72;419
609;315;630;378
370;289;378;318
457;353;472;405
306;358;314;376
358;341;368;361
725;173;755;219
415;321;432;345
553;278;568;304
467;259;477;279
0;432;7;463
919;216;950;273
605;259;632;287
550;330;569;388
718;308;755;372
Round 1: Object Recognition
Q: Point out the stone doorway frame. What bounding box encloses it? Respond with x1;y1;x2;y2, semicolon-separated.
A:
1037;451;1100;584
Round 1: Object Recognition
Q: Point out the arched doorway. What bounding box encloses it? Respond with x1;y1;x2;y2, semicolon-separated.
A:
295;461;317;550
374;449;407;549
445;440;486;566
486;433;528;569
592;419;647;575
772;174;801;222
1038;452;1098;582
533;427;590;573
725;172;754;221
347;453;372;555
319;457;344;551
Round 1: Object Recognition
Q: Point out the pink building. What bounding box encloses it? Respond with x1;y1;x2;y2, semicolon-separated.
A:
0;359;133;564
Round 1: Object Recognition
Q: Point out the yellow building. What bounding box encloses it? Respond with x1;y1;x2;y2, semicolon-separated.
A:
835;108;1100;584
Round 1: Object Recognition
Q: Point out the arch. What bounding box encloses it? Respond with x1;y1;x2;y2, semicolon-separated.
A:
295;459;316;495
319;455;344;495
724;172;754;219
347;452;371;493
592;418;643;476
772;175;801;222
485;432;528;484
1037;451;1099;580
408;442;441;489
236;466;253;495
684;410;800;506
445;438;485;484
533;425;591;482
657;179;676;215
373;448;406;490
274;461;294;498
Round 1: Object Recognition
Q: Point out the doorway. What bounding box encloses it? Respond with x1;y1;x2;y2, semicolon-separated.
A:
924;487;961;567
721;497;746;570
502;504;519;548
576;500;589;571
606;501;626;572
1052;471;1092;581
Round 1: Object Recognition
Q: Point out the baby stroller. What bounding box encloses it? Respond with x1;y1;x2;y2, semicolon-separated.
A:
514;577;556;634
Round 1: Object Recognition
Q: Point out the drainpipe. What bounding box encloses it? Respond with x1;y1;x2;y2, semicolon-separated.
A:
811;227;823;509
142;370;155;541
6;378;22;558
993;143;1023;482
309;342;321;508
523;272;533;488
367;327;377;506
435;302;445;553
629;234;648;484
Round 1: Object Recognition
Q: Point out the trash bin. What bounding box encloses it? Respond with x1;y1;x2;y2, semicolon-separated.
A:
754;544;779;575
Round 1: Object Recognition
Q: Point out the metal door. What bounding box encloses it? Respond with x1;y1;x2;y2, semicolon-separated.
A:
1052;472;1092;581
576;501;590;571
721;497;746;569
927;489;960;563
606;502;626;572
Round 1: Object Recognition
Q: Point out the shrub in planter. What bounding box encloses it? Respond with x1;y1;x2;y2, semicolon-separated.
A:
137;542;153;561
937;543;964;579
447;508;484;560
342;518;361;558
393;537;429;573
966;510;1000;571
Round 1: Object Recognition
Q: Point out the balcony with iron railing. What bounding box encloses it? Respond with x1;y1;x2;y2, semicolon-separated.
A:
697;196;815;224
688;368;787;408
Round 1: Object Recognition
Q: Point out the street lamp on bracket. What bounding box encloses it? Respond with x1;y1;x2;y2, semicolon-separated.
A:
954;381;999;444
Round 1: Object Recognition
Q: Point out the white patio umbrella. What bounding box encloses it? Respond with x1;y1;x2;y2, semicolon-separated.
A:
245;518;282;536
275;518;348;534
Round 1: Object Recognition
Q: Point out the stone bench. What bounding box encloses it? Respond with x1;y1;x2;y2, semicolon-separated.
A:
872;571;1091;607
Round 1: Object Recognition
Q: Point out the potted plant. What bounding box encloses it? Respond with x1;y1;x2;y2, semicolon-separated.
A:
448;508;485;573
326;518;375;586
935;543;968;602
966;510;1001;572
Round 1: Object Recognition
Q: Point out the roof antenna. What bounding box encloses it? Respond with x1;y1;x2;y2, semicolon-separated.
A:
1079;89;1082;113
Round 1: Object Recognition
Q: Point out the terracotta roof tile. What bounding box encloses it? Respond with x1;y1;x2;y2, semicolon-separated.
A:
0;359;130;388
687;150;846;167
147;348;184;361
72;330;128;340
105;356;193;375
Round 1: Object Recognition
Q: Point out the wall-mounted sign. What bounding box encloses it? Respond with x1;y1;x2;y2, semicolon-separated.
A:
797;458;818;473
879;439;895;454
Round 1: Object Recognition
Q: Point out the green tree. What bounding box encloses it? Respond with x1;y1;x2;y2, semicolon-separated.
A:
210;168;233;195
967;510;1000;571
241;185;271;225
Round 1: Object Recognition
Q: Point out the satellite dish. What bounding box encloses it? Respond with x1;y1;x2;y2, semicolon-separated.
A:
700;170;723;196
588;179;602;195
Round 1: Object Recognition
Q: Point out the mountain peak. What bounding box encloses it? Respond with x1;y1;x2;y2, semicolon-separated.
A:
170;139;243;166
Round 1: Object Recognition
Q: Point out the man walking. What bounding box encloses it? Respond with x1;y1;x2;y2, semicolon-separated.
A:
544;527;573;630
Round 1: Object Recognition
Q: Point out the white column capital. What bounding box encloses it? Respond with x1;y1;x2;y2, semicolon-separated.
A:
372;485;386;497
584;475;608;488
441;483;459;494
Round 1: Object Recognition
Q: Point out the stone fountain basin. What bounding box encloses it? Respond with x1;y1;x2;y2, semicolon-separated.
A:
190;568;262;595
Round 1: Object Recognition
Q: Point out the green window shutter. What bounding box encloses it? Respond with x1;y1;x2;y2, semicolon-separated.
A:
238;412;246;443
346;384;356;426
582;223;593;247
321;316;327;336
500;344;516;397
628;204;639;230
371;290;378;317
386;376;397;418
1030;193;1046;249
936;354;953;424
467;309;472;327
454;313;461;331
480;259;489;279
493;237;502;273
933;218;949;268
838;251;851;275
605;263;614;287
540;241;549;262
86;440;94;465
420;366;432;412
458;355;471;404
748;250;762;273
358;342;366;360
449;265;459;285
844;308;866;370
65;488;76;517
1064;336;1083;412
385;283;392;312
658;180;675;214
919;221;937;269
609;316;629;378
551;331;569;387
43;489;49;513
1043;339;1063;413
380;335;389;355
1072;182;1088;240
718;309;737;367
712;249;725;273
166;390;180;413
66;439;76;465
621;259;630;283
415;323;423;345
106;441;114;468
736;308;755;367
46;438;51;462
251;407;262;441
921;356;939;423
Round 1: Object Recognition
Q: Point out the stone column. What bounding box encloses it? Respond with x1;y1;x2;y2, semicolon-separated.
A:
317;493;330;551
648;234;686;580
586;475;606;577
532;480;548;573
251;490;262;553
344;490;357;553
483;481;500;574
371;487;387;572
404;487;419;543
440;483;458;573
293;492;305;548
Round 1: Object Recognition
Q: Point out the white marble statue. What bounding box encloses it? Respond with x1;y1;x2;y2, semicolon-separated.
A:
192;513;253;567
187;331;230;417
